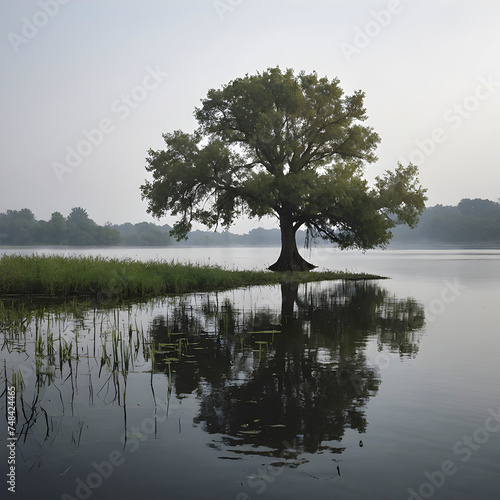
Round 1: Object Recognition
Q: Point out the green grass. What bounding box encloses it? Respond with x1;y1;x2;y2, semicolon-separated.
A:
0;254;385;298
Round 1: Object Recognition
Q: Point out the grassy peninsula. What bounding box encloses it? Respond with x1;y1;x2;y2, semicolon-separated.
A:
0;254;384;298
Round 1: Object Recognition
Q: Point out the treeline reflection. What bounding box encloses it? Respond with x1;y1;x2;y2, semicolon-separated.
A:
150;281;424;455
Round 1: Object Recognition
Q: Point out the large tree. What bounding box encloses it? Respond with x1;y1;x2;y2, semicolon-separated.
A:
141;67;427;271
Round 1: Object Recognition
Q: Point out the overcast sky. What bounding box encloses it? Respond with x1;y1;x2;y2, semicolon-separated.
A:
1;0;499;232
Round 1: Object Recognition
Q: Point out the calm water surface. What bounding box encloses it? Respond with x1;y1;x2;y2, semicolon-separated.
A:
1;247;499;499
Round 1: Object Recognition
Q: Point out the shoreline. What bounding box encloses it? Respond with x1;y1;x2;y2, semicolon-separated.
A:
0;254;385;299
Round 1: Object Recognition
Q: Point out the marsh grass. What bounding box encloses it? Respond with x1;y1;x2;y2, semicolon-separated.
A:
0;302;150;445
0;254;384;299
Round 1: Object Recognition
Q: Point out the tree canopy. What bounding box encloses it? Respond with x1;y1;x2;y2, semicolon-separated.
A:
141;67;427;270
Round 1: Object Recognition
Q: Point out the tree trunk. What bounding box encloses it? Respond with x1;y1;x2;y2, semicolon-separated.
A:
268;208;316;272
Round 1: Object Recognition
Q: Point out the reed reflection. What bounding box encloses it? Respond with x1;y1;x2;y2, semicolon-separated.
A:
0;281;424;466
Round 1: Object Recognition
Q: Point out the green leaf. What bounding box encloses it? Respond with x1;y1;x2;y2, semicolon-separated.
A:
142;67;427;269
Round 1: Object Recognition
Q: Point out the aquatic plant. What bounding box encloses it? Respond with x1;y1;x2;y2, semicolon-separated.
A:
0;254;383;299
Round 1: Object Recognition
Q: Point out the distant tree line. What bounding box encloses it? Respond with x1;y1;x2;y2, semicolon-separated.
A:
1;199;500;247
107;223;307;247
0;208;121;246
113;222;171;246
390;198;500;245
0;208;305;247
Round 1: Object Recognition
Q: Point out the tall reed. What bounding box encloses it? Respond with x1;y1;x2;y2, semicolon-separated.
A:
0;254;382;299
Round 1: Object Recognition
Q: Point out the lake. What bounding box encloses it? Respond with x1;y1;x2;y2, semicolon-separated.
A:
1;246;499;499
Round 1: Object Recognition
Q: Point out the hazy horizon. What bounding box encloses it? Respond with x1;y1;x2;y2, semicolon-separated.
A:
2;196;498;237
2;0;500;232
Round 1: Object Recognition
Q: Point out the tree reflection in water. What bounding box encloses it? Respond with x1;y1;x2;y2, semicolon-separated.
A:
150;280;424;457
